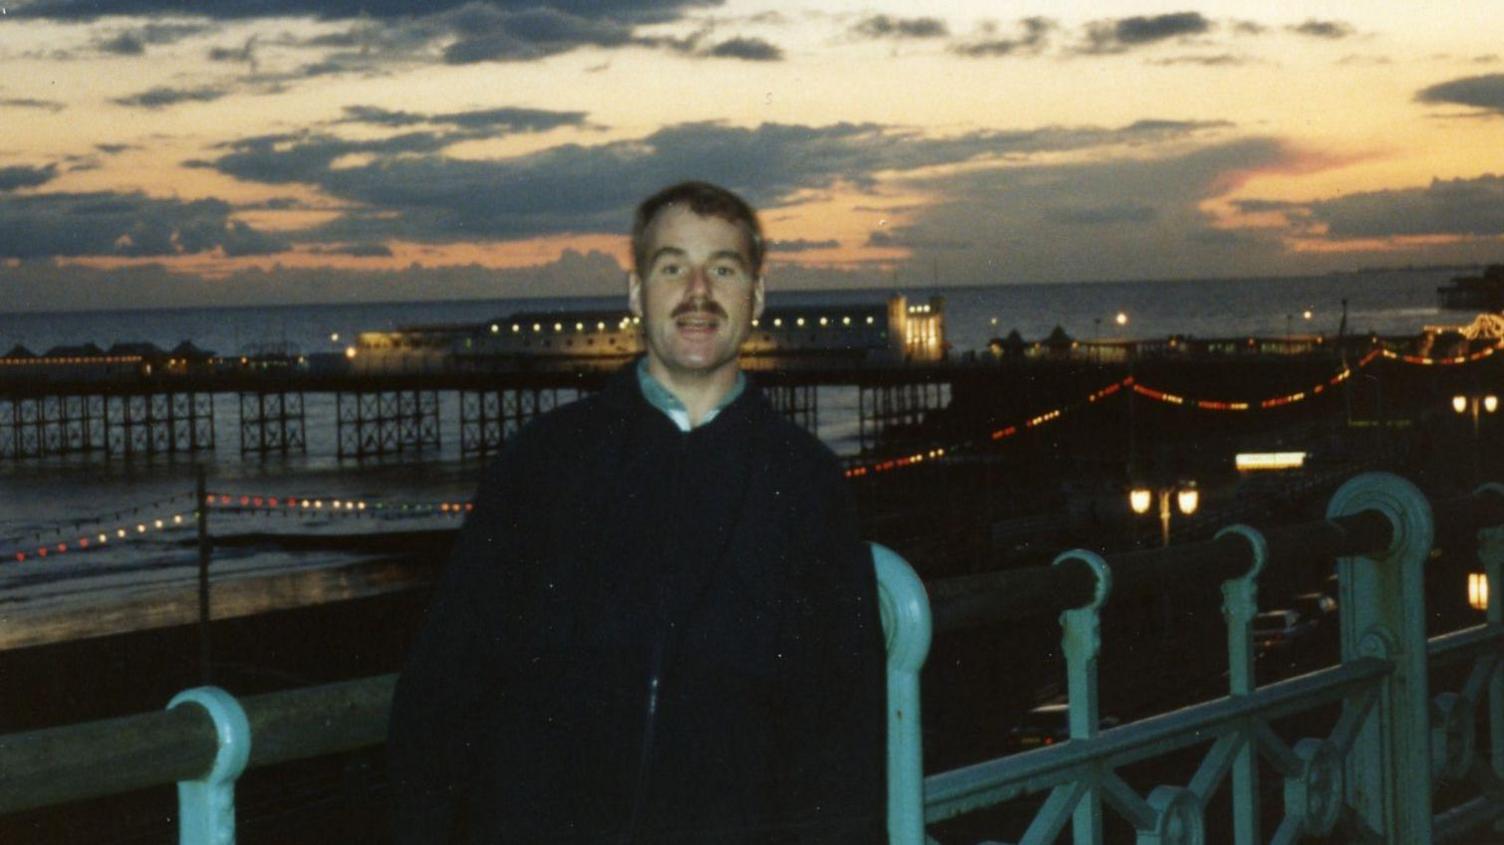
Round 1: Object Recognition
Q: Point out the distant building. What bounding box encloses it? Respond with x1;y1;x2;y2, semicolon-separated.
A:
356;294;947;364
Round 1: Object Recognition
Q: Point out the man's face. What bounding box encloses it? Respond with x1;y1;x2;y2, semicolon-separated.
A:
629;204;765;383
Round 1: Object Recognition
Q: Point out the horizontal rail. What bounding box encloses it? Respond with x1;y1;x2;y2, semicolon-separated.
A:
0;674;395;814
922;656;1392;822
928;487;1504;633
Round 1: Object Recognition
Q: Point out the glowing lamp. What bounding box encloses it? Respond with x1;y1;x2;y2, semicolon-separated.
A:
1129;488;1153;514
1469;571;1489;611
1176;487;1199;516
1302;310;1312;320
330;333;339;343
1115;312;1128;326
1454;395;1469;414
1487;396;1499;414
345;346;357;359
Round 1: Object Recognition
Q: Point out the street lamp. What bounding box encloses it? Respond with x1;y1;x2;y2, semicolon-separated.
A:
1468;571;1489;612
1452;393;1498;437
1130;481;1198;547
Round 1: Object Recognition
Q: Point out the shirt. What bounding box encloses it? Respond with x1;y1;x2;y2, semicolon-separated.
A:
636;358;747;432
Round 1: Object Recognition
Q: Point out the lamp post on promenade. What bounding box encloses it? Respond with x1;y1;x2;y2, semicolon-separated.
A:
1129;481;1198;547
1452;392;1497;439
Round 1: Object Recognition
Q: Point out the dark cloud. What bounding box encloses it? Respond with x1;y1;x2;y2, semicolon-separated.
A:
95;143;138;155
768;238;839;252
202;118;1230;245
0;164;59;192
1417;74;1504;116
0;97;66;112
879;138;1293;283
1230;20;1266;36
0;191;289;259
1043;203;1158;225
1301;174;1504;238
441;7;634;64
866;229;971;250
1149;53;1254;67
951;17;1054;58
1080;12;1212;55
207;36;258;66
338;104;589;132
851;15;948;40
95;21;215;55
704;36;781;61
1288;20;1354;40
12;0;714;23
99;32;146;55
311;242;394;257
112;85;233;109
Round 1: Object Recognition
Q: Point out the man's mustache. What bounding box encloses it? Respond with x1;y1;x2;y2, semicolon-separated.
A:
670;299;728;320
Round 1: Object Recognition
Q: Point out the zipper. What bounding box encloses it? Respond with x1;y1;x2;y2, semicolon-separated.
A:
624;638;665;842
624;431;688;842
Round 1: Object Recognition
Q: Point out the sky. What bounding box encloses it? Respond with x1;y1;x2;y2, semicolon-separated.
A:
2;1;1503;311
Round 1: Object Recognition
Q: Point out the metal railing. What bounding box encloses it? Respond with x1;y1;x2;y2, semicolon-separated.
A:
4;472;1504;843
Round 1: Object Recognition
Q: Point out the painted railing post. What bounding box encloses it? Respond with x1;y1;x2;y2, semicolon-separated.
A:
1476;484;1504;790
872;543;933;845
1055;549;1112;845
1327;472;1435;844
168;686;252;845
1216;524;1268;845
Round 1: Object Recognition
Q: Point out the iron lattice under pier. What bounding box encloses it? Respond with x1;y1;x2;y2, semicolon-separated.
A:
0;392;213;459
237;391;306;456
335;390;441;459
457;387;568;457
764;383;819;433
858;381;948;454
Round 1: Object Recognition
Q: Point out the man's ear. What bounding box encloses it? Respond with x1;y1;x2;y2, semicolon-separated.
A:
628;271;643;318
753;276;766;321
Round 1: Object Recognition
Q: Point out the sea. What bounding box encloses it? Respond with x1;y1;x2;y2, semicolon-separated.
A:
0;268;1474;631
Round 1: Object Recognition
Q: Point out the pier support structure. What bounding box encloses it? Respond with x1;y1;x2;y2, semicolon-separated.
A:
858;381;948;454
458;388;565;457
107;393;215;456
336;390;440;459
1;392;212;460
238;391;306;456
765;383;819;434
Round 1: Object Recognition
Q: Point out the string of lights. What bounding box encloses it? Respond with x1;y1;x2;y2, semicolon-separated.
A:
1377;342;1500;366
4;507;193;564
202;492;474;517
844;347;1404;479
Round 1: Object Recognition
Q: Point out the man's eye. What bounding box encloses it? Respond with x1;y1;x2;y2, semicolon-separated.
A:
713;265;739;277
658;263;681;276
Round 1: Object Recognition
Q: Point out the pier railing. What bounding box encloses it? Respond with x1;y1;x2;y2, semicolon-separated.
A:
2;472;1503;843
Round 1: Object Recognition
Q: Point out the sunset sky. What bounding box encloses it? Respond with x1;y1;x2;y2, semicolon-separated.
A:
3;1;1503;311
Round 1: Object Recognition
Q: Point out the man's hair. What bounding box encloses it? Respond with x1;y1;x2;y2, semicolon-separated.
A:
631;181;765;276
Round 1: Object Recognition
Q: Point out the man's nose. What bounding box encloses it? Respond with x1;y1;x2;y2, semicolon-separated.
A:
685;264;711;296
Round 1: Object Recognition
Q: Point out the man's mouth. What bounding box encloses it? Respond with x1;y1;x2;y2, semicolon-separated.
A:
674;314;721;332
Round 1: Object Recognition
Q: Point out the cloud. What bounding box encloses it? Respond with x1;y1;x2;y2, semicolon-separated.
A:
851;15;948;40
441;7;635;64
94;22;213;55
1417;73;1504;116
951;17;1054;58
112;85;233;109
874;138;1295;283
769;238;839;253
0;248;631;313
1149;53;1255;67
704;36;781;61
310;242;395;257
1079;12;1212;55
202;118;1231;245
1287;20;1354;40
338;104;590;132
1298;174;1504;238
0;164;59;192
12;0;714;23
0;191;289;259
95;143;139;155
0;97;66;112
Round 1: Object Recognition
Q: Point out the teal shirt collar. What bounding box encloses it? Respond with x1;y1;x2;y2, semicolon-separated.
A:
636;358;746;431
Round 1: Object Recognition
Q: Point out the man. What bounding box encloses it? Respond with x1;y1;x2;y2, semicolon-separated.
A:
388;181;887;843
